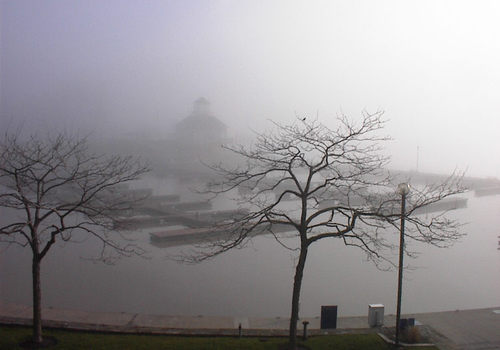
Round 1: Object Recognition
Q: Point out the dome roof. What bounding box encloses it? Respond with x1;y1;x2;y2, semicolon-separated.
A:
175;98;227;136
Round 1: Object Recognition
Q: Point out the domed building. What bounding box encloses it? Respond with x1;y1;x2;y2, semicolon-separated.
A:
174;98;227;145
170;98;230;177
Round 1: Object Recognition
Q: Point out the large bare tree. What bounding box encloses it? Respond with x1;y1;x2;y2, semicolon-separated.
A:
198;112;464;349
0;133;150;345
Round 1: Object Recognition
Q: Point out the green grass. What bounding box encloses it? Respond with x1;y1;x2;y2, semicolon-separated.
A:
0;326;438;349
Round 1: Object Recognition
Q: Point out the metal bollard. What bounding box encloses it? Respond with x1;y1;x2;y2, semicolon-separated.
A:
302;321;309;341
238;323;242;338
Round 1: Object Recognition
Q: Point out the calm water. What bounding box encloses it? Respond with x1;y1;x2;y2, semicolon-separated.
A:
1;189;499;318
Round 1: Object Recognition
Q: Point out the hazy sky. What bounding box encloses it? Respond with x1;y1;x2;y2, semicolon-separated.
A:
1;0;500;177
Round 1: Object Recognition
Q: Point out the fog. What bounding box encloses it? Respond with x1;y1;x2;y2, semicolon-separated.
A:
1;0;500;177
1;1;500;324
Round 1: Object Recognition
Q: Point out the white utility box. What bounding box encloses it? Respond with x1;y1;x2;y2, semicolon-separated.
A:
368;304;384;327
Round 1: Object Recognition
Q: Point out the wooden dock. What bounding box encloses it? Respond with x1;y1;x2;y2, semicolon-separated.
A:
474;187;500;197
413;197;468;214
149;222;293;247
150;226;226;242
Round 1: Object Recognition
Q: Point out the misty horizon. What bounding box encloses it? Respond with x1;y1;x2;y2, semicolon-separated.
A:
1;1;499;178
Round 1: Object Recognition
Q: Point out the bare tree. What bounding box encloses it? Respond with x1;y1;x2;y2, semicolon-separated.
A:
0;133;150;345
196;112;465;349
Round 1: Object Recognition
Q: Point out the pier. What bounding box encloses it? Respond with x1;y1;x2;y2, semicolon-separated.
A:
149;222;292;248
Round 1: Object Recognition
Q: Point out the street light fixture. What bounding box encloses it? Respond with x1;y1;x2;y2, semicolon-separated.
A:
395;183;410;346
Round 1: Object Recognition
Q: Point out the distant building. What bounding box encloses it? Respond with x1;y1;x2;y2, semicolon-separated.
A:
174;97;227;145
170;98;230;177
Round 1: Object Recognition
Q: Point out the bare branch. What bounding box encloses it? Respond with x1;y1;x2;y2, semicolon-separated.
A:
184;111;466;347
194;113;465;265
0;132;150;262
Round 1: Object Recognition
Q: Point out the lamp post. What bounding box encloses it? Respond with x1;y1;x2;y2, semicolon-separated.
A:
395;183;409;346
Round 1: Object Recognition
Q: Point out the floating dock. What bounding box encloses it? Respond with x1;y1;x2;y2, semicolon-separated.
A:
114;207;248;230
413;197;468;215
149;222;293;247
474;187;500;197
150;226;227;242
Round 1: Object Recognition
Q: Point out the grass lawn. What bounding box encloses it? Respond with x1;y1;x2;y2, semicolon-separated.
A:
0;326;438;349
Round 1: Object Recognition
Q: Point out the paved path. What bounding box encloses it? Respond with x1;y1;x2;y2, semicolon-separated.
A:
407;308;500;350
1;303;499;349
0;303;373;336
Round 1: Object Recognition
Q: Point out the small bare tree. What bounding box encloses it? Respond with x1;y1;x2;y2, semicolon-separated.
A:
0;133;150;345
197;112;464;349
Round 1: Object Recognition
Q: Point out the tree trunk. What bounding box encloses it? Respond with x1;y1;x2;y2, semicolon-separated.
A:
288;246;308;349
32;255;43;344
